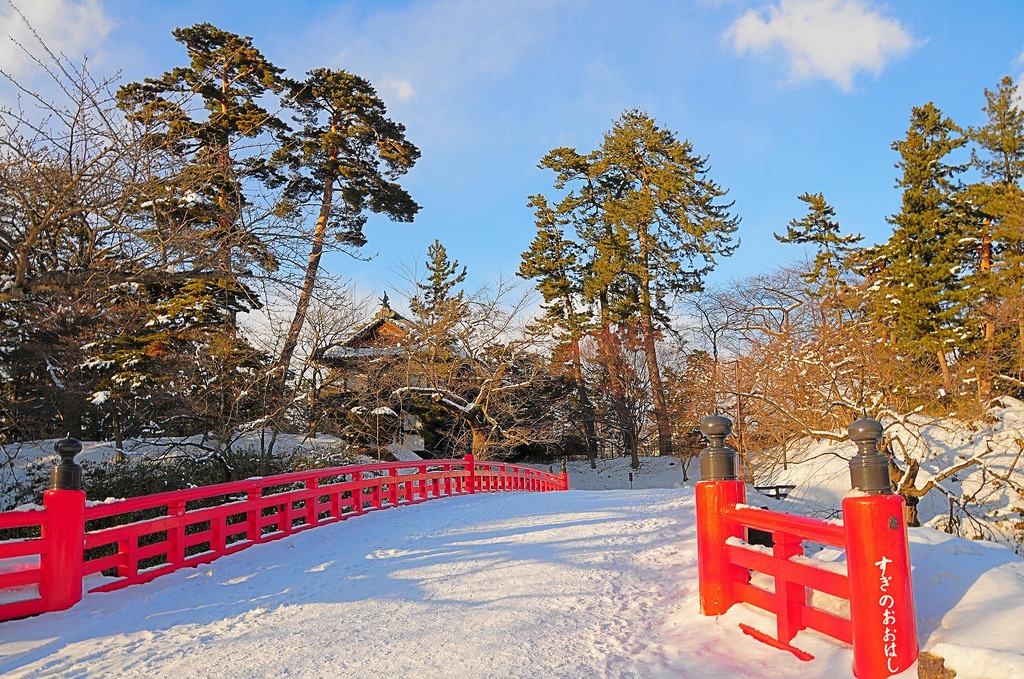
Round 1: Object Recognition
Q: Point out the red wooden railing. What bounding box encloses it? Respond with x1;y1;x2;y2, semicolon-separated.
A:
727;503;852;649
695;415;918;679
0;507;51;620
0;454;568;621
698;481;851;656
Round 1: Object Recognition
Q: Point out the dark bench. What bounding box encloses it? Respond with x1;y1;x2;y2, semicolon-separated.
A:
753;484;797;499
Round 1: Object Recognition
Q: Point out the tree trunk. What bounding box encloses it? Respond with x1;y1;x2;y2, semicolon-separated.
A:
937;349;953;394
1019;319;1024;379
626;416;640;470
570;335;599;469
642;323;672;458
275;171;336;392
113;414;127;463
903;495;920;527
636;226;672;460
558;289;599;468
979;226;994;402
471;426;489;460
597;293;636;463
895;458;923;527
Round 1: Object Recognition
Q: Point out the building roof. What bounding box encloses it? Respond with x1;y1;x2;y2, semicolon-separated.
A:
318;293;416;363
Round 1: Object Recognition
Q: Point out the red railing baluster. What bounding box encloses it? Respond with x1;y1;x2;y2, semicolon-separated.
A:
306;478;319;525
352;472;363;514
371;477;382;509
773;532;806;643
330;484;342;519
168;500;187;567
211;512;226;554
465;454;476;493
389;467;400;505
119;537;137;580
247;487;261;542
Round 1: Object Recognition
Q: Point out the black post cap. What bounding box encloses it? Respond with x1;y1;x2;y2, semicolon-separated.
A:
50;436;83;491
848;417;892;495
699;414;737;481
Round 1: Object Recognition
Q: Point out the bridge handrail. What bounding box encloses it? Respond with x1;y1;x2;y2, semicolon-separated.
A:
0;453;568;622
695;414;917;679
716;496;854;649
723;504;846;548
82;458;469;520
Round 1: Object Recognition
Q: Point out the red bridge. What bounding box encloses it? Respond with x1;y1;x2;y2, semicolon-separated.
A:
0;450;567;622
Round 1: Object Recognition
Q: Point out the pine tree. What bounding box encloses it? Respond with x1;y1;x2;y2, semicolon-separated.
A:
519;195;599;466
410;239;467;327
775;192;863;330
870;103;971;393
534;146;639;462
539;110;739;460
109;24;289;436
117;23;288;278
272;68;420;389
408;239;469;386
972;76;1024;186
969;75;1024;389
776;192;862;291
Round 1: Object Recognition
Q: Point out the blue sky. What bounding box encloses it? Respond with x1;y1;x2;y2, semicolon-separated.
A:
3;0;1024;305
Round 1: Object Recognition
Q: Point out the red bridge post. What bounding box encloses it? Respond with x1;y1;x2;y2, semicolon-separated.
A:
843;418;918;678
695;415;747;616
464;453;476;493
40;437;86;613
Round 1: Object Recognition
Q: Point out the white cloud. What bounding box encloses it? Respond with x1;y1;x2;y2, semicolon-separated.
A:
312;0;564;126
0;0;112;78
383;77;417;103
725;0;916;92
347;0;555;81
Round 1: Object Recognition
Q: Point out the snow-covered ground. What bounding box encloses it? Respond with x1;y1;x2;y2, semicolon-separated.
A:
3;400;1024;677
1;479;1023;677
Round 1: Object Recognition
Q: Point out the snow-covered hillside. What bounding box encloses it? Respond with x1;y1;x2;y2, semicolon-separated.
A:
748;397;1024;555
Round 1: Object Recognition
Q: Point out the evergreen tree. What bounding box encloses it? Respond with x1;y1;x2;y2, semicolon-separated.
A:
117;23;288;278
869;103;971;392
968;76;1024;389
106;24;289;436
534;146;639;462
537;110;739;460
519;195;599;466
272;68;420;389
410;239;467;327
972;76;1024;186
408;240;468;381
775;192;862;291
775;192;863;331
